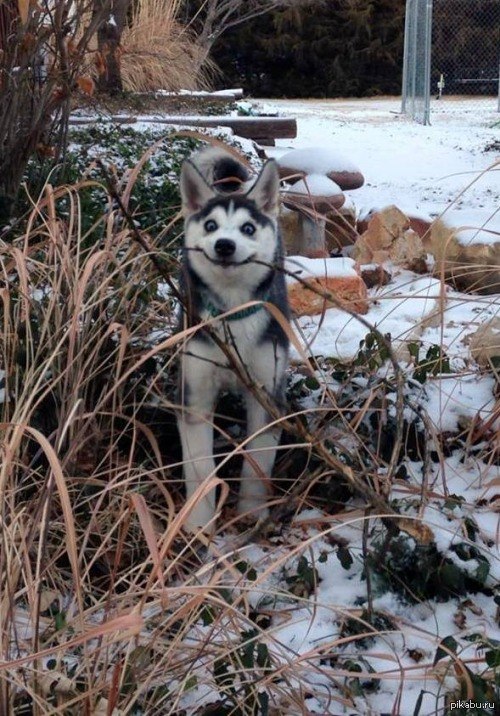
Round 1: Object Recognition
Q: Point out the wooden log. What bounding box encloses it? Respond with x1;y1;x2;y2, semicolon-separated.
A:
69;115;298;140
155;89;245;101
257;137;276;146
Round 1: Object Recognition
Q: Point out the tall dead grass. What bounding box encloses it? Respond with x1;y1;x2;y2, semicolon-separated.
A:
121;0;216;92
0;149;497;713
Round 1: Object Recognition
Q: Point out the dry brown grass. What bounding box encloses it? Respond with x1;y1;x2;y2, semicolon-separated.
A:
121;0;217;92
0;147;497;713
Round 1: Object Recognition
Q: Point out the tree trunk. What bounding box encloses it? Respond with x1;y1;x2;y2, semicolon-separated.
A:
95;0;131;94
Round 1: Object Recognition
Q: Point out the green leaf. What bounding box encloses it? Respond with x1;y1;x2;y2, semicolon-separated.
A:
337;545;353;570
235;560;257;581
54;611;66;631
258;691;270;715
344;659;362;673
214;658;234;692
240;639;255;669
443;494;465;510
439;562;465;593
408;342;420;360
305;376;320;390
485;649;500;668
201;605;215;626
475;558;490;584
463;632;483;643
464;517;479;541
433;635;458;666
183;675;197;692
426;345;441;362
257;643;271;669
365;332;375;349
348;677;363;697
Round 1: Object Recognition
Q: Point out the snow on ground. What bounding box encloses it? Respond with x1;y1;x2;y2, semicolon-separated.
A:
241;97;499;716
438;208;500;246
73;96;500;715
181;98;500;716
288;267;444;361
265;96;499;224
285;256;360;282
147;98;499;716
168;98;500;716
264;96;499;430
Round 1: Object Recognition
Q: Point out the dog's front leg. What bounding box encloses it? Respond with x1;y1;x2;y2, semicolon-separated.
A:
178;348;219;532
238;394;280;520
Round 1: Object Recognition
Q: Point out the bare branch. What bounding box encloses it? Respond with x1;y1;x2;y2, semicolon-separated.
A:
188;0;319;51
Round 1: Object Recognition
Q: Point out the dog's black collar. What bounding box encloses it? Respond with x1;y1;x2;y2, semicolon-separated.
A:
203;293;270;322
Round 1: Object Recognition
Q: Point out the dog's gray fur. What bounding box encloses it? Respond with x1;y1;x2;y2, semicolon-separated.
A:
190;146;251;193
178;148;289;531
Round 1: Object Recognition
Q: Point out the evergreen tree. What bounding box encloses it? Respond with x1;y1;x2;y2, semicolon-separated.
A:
210;0;406;98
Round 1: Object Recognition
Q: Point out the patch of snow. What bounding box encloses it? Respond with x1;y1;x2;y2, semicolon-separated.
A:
285;256;358;283
278;147;361;174
418;288;498;367
284;173;343;197
358;204;434;224
424;373;497;434
342;194;356;212
155;88;243;98
265;97;499;219
290;270;443;361
439;208;500;246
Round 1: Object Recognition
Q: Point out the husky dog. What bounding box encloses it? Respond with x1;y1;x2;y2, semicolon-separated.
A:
178;148;289;532
189;146;252;194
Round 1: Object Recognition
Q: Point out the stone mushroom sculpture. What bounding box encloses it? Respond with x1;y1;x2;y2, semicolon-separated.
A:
278;147;365;191
282;174;345;258
278;148;365;257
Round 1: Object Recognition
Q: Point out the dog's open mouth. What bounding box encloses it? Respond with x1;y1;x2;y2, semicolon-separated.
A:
202;251;256;267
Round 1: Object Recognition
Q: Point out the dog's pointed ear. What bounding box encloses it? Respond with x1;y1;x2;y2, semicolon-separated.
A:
246;160;280;216
180;160;216;215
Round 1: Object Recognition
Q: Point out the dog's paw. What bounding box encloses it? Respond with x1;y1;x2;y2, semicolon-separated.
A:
183;504;217;535
236;499;270;522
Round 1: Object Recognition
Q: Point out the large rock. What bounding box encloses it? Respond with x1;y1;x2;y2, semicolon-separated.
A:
355;206;500;294
427;213;500;295
353;205;427;269
285;256;368;315
468;317;500;369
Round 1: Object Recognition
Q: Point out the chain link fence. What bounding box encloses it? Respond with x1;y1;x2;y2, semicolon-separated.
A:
402;0;500;124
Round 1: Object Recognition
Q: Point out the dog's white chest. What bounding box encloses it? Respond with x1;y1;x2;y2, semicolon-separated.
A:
188;311;271;391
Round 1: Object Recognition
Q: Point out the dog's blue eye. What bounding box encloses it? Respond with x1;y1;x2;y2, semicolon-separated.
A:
241;222;256;236
204;220;218;232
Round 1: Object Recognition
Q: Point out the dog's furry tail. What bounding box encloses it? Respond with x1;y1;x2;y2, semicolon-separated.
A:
192;146;251;194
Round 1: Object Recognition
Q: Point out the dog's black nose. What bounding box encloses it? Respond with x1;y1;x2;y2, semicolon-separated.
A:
214;239;236;257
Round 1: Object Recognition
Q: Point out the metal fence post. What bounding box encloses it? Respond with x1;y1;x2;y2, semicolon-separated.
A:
402;0;432;124
404;0;500;122
498;55;500;112
402;0;412;113
423;0;433;124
